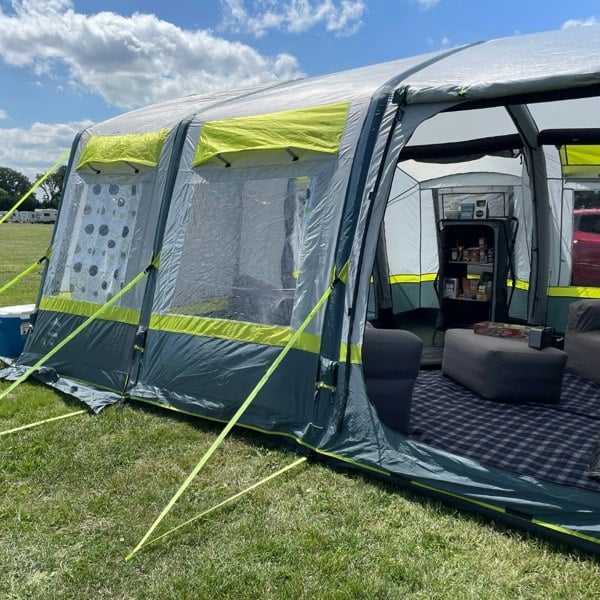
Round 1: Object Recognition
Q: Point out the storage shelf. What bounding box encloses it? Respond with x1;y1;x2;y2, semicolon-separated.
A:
436;218;515;330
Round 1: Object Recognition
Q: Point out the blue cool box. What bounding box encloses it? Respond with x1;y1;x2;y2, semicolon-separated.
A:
0;304;35;358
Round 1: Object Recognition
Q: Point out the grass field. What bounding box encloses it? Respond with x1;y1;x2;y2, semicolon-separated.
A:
1;223;599;599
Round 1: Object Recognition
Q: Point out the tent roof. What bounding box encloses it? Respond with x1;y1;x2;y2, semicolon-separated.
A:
86;26;600;139
402;26;600;105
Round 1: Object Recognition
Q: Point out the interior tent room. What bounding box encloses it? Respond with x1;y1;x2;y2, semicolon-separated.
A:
364;97;600;520
3;27;600;554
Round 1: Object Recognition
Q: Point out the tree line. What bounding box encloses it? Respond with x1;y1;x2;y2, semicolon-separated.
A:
0;165;67;212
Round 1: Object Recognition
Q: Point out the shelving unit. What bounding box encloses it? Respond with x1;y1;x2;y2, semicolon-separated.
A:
435;218;517;330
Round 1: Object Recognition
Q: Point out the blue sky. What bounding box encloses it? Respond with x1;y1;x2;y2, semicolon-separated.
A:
0;0;599;180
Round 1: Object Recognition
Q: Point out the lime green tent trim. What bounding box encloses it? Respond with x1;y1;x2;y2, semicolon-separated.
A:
151;314;322;352
560;145;600;177
39;296;141;326
150;314;362;363
547;285;600;298
77;129;170;171
192;102;350;168
389;273;437;284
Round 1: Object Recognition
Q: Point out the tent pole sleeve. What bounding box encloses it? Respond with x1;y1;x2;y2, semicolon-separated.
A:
141;457;307;551
0;150;69;225
125;269;343;561
0;264;151;402
0;410;86;437
0;250;50;297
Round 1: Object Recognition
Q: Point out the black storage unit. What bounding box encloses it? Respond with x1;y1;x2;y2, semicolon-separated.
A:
435;218;517;330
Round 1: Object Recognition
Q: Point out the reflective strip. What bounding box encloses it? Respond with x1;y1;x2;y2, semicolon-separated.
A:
150;313;362;363
193;102;350;167
77;130;169;171
389;274;531;290
509;278;530;291
389;273;437;284
40;296;140;326
547;286;600;298
341;341;362;365
150;314;322;353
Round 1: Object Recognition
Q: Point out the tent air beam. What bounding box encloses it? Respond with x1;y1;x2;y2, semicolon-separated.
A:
538;129;600;145
400;134;523;162
442;82;600;112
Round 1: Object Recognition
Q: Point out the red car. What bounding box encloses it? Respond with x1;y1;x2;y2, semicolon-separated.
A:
572;208;600;286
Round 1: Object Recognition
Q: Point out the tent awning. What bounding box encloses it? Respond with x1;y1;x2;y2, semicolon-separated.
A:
560;145;600;177
77;129;169;172
192;102;350;168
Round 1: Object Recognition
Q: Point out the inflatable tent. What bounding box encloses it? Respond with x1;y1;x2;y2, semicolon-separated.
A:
6;27;600;552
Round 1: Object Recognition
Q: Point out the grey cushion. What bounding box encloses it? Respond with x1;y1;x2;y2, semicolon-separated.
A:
565;299;600;385
442;328;567;403
363;327;423;434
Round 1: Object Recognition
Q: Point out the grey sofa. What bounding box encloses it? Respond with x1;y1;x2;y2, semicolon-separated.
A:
362;325;423;434
565;299;600;386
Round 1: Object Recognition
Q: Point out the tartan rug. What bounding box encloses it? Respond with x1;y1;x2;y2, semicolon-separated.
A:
410;370;600;492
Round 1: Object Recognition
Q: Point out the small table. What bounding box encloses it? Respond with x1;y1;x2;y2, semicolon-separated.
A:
442;328;567;403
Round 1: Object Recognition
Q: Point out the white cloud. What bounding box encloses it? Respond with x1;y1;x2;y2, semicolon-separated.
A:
416;0;440;9
220;0;366;37
0;0;304;109
561;16;599;29
0;119;92;180
0;108;7;120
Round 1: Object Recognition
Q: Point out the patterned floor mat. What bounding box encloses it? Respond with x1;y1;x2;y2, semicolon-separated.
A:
410;370;600;491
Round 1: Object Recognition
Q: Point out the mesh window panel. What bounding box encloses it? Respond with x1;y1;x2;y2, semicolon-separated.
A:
44;171;157;309
169;173;319;326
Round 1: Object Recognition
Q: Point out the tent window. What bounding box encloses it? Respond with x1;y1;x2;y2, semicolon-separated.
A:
43;171;157;309
166;162;332;327
571;190;600;287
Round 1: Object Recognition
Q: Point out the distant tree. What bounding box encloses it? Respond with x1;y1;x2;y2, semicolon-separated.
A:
36;164;67;209
0;166;37;211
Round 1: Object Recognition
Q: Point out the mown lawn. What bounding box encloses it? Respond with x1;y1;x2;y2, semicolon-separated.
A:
1;223;599;599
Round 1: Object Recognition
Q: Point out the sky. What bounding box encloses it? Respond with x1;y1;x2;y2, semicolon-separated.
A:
0;0;599;182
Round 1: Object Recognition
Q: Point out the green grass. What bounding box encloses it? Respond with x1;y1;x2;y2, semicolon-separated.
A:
1;224;599;599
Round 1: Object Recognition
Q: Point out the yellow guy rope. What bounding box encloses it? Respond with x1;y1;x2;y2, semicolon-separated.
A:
142;457;307;550
0;251;50;297
126;270;341;560
0;409;86;437
0;150;69;225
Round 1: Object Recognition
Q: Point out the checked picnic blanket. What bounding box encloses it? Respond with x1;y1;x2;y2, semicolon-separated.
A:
410;371;600;492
